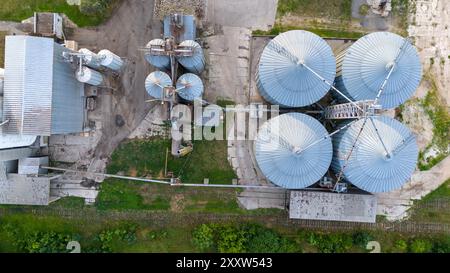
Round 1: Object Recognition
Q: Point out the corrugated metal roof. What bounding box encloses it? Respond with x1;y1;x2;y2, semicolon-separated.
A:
254;113;333;189
176;73;204;101
335;32;422;109
2;36;84;136
256;30;336;107
331;116;418;192
145;71;172;99
145;39;170;70
177;40;205;74
163;15;196;42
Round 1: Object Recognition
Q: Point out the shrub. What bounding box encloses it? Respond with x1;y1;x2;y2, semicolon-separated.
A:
352;231;373;248
394;240;408;252
192;224;215;251
96;225;137;253
79;0;113;15
409;239;433;253
245;225;298;253
308;233;353;253
432;236;450;253
17;231;72;253
216;225;248;253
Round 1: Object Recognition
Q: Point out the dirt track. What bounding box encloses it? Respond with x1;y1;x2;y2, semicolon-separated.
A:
69;0;161;167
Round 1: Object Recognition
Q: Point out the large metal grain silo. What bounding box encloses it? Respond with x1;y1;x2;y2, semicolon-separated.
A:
254;112;333;189
256;30;336;107
145;71;172;99
176;73;204;101
331;116;418;192
145;39;171;70
177;40;205;74
335;32;422;109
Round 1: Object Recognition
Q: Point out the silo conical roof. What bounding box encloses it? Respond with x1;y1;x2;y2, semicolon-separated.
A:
145;71;172;99
256;30;336;107
255;112;333;188
331;116;418;192
177;40;205;74
335;32;422;109
176;73;204;101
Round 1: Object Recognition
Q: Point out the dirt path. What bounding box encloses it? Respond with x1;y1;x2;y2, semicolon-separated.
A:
66;0;161;170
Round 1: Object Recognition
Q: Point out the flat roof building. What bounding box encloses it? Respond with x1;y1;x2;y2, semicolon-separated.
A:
289;191;377;223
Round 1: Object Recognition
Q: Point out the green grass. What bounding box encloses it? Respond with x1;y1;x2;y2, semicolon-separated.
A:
277;0;352;21
253;24;366;39
409;179;450;224
0;31;6;67
107;138;237;184
0;0;118;27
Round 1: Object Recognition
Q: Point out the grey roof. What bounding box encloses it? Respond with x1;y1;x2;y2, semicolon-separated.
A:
335;32;422;109
0;172;50;206
2;36;85;136
331;116;418;192
163;14;196;42
256;30;336;107
289;191;377;223
177;40;205;74
0;135;36;150
176;73;204;101
145;71;172;99
254;113;332;189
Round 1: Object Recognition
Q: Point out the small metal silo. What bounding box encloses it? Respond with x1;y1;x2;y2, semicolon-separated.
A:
145;71;172;99
256;30;336;107
254;112;333;189
335;32;422;109
79;48;101;69
76;66;103;86
177;40;205;74
331;116;418;192
98;49;124;71
176;73;204;101
145;39;171;70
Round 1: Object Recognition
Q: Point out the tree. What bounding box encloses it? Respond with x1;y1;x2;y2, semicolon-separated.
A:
192;224;215;251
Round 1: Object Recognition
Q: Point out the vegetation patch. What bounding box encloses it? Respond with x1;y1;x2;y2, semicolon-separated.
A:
409;179;450;224
277;0;352;21
391;0;414;36
0;31;6;67
253;24;366;39
417;75;450;170
107;138;236;184
0;0;120;27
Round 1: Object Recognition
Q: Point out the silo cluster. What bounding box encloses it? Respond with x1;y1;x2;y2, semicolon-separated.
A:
254;31;421;193
145;39;205;75
75;48;124;86
144;38;205;102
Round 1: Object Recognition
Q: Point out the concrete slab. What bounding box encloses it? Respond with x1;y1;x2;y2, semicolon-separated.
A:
207;0;278;30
